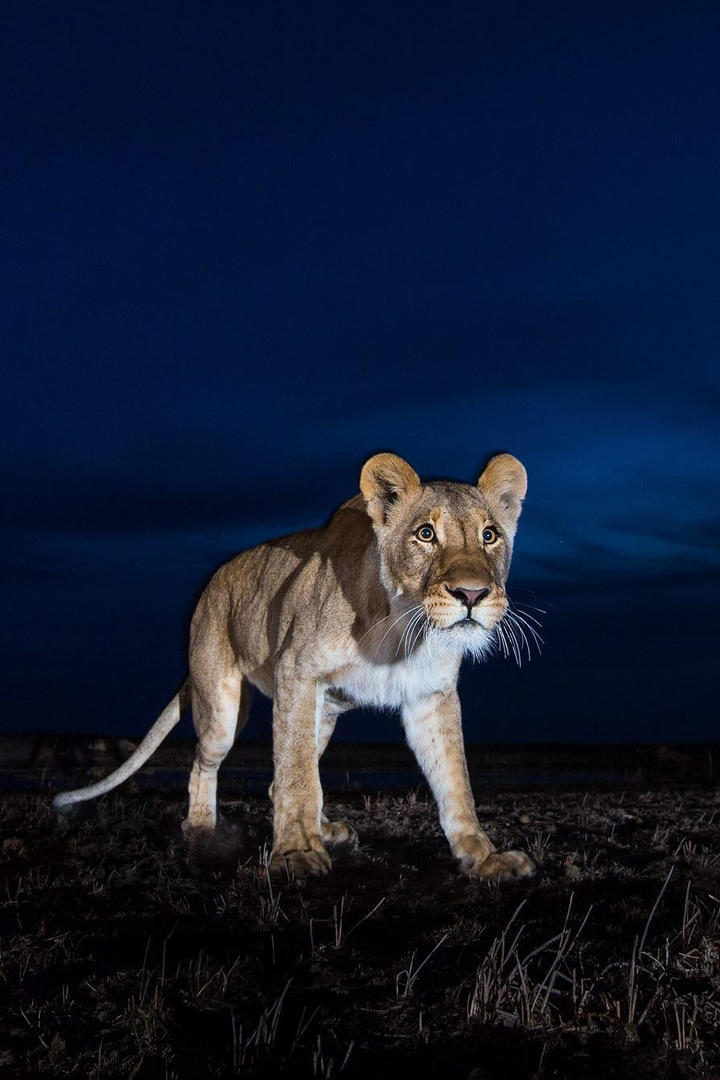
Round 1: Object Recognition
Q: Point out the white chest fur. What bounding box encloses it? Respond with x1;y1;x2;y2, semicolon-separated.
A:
328;624;489;710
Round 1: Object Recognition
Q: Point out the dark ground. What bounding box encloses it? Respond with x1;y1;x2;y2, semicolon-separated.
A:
1;741;719;1079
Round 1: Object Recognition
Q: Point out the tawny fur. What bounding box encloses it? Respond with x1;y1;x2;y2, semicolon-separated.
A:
54;453;535;883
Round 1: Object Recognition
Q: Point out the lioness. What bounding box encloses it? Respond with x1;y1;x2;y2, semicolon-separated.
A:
55;453;535;882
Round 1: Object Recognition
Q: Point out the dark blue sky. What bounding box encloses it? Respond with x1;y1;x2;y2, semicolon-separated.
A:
4;3;719;742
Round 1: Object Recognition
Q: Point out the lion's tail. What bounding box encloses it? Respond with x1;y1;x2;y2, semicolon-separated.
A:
52;680;191;809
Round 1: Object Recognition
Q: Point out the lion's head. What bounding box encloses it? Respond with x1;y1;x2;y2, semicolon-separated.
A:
360;452;527;655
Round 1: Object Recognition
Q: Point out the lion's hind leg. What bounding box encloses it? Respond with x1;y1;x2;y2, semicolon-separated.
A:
183;670;247;836
321;814;357;847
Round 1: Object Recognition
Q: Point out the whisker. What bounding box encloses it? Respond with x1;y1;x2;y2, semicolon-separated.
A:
512;605;545;628
421;617;432;649
494;621;510;660
514;601;547;613
374;605;422;655
508;610;533;661
506;603;544;655
502;616;523;667
509;609;544;649
498;622;515;660
409;614;429;656
397;609;425;659
506;586;547;609
405;617;427;656
506;588;547;618
358;608;408;644
506;612;532;662
395;614;413;659
406;610;427;656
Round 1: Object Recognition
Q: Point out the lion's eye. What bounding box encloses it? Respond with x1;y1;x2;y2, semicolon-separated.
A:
415;524;436;542
482;526;499;545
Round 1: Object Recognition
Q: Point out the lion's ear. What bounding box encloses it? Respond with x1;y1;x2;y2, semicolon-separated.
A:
360;453;420;526
478;454;527;531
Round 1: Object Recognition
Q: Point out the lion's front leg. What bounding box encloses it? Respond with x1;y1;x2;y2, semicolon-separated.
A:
401;690;535;882
269;669;331;881
316;704;357;848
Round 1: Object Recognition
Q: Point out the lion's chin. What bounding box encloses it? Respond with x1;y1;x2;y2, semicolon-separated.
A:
424;618;493;660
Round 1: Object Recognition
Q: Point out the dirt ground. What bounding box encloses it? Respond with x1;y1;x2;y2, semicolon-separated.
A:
1;779;719;1079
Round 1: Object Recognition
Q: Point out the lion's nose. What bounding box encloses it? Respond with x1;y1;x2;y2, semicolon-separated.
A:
446;586;490;610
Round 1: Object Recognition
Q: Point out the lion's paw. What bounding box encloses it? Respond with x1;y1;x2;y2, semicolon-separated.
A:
321;818;358;847
471;849;536;881
269;847;332;882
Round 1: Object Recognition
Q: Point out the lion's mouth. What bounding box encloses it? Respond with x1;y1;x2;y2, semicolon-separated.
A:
424;606;492;632
443;614;483;629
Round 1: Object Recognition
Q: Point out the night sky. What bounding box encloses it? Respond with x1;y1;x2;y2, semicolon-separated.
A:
4;4;719;744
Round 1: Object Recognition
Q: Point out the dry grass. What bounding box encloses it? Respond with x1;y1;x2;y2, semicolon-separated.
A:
1;782;719;1077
